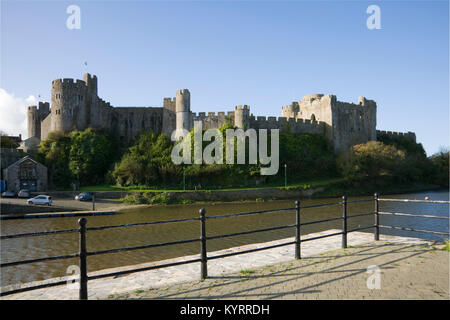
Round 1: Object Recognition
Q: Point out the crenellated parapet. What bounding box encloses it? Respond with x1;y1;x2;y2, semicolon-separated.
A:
376;130;416;142
191;110;233;129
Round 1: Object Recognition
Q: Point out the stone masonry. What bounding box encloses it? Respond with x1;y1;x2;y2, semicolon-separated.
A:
28;73;416;152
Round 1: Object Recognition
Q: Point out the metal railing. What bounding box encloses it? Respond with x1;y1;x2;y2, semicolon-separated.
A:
1;193;448;299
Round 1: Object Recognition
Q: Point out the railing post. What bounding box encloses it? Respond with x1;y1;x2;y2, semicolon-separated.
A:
342;195;347;248
374;193;379;241
199;208;207;279
295;200;301;259
78;218;88;300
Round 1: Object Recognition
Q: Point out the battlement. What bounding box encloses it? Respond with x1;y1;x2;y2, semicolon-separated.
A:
177;89;190;96
235;104;250;110
163;97;175;103
376;130;416;142
51;78;87;89
83;73;97;82
192;111;230;120
163;97;176;111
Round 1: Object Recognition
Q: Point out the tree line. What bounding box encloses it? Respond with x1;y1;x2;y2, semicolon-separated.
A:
33;127;449;190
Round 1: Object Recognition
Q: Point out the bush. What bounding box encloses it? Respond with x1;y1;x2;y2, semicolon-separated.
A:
338;141;406;185
429;149;449;187
112;132;181;186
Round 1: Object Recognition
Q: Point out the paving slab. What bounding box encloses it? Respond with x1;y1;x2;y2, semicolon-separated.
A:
1;229;446;300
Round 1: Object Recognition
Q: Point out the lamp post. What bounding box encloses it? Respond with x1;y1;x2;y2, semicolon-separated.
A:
284;164;287;189
183;166;186;191
76;166;80;191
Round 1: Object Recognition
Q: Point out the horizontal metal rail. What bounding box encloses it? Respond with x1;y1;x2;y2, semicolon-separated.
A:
205;207;295;220
86;217;201;232
299;202;343;209
347;212;375;219
206;224;296;240
378;211;449;220
379;225;449;236
379;199;450;204
0;279;69;297
347;225;376;233
300;231;344;243
345;199;374;204
1;253;79;268
0;228;79;240
87;238;200;256
207;240;296;261
300;216;343;226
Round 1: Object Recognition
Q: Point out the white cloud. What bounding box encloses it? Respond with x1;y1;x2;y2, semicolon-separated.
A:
0;88;37;138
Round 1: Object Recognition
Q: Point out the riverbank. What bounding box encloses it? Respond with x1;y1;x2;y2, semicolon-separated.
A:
1;231;447;300
114;180;444;206
1;181;443;214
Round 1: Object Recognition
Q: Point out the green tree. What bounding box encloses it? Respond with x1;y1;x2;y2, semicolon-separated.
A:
429;149;449;187
113;132;180;186
69;128;119;185
36;131;73;188
0;135;18;148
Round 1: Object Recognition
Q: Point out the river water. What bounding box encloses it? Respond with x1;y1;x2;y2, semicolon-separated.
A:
1;190;448;287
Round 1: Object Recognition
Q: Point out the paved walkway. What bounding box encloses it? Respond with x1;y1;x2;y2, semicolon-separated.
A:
1;230;448;300
110;240;448;300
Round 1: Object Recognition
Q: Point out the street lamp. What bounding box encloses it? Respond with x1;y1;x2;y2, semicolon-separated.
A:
183;166;186;191
284;164;287;189
77;166;80;191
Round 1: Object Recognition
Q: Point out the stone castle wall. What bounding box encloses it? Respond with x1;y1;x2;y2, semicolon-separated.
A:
29;73;416;153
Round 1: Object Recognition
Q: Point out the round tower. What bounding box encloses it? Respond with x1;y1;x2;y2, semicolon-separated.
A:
51;78;88;133
234;105;250;129
176;89;191;132
27;105;40;139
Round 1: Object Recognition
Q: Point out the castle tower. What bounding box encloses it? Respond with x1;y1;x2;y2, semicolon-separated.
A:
50;78;88;134
176;89;191;132
27;106;40;139
281;102;299;118
83;73;97;96
38;102;50;119
234;105;250;129
358;96;377;141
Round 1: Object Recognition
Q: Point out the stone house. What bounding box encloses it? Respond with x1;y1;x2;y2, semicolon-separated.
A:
3;156;48;192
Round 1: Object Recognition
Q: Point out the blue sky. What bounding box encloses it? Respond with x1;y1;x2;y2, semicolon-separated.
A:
1;0;448;155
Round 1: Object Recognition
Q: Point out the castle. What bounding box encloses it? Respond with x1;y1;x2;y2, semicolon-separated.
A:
27;73;416;153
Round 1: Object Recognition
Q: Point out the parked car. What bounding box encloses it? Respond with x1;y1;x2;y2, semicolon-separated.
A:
1;191;16;198
27;195;52;206
18;189;31;198
75;192;94;201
